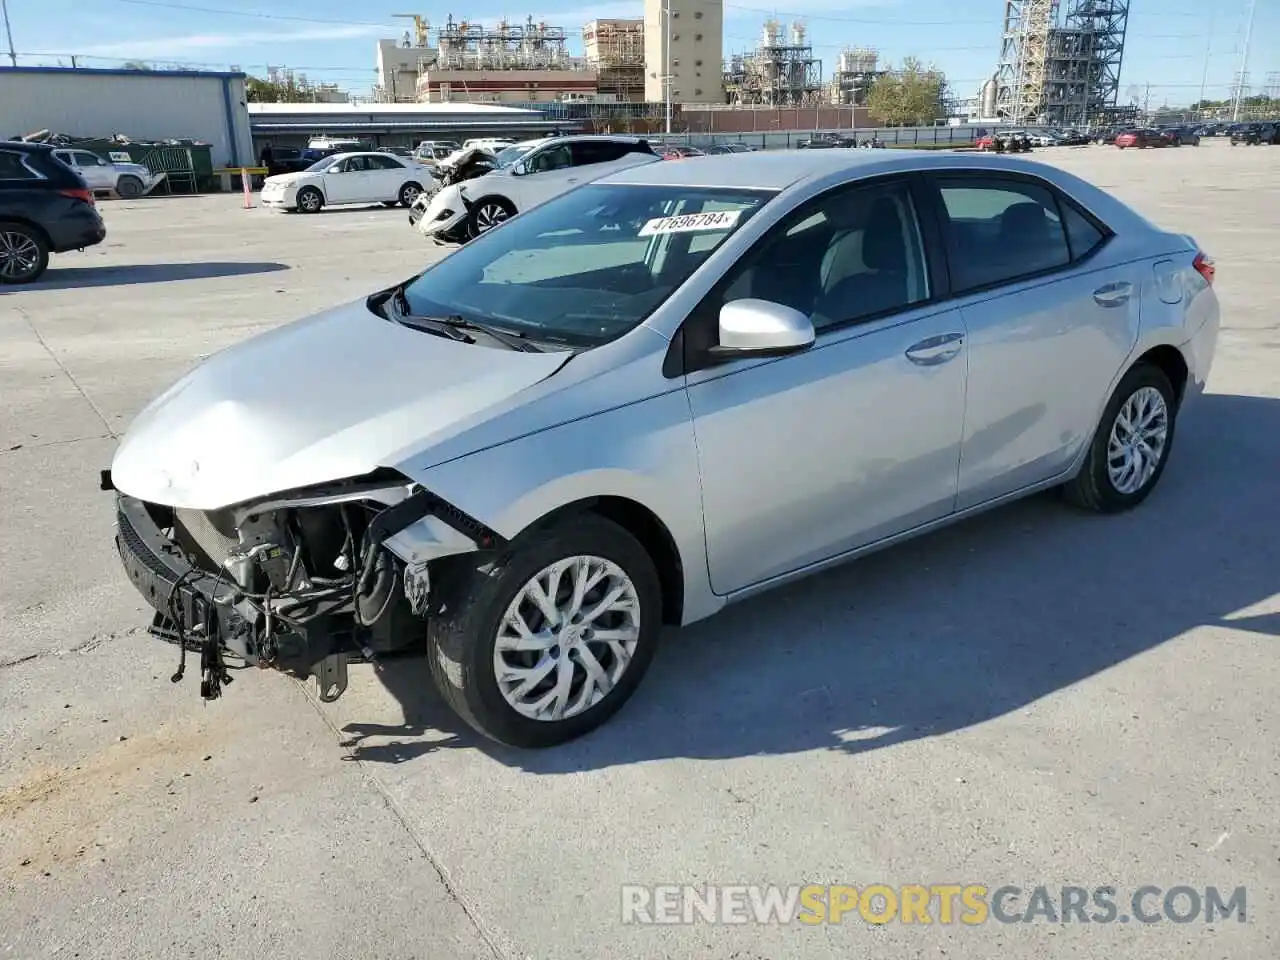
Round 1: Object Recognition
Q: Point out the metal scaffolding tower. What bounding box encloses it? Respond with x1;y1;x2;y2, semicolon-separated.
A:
997;0;1056;123
996;0;1129;125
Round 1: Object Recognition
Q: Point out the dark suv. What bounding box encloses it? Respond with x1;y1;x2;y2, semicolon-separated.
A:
1;142;106;284
1230;122;1280;145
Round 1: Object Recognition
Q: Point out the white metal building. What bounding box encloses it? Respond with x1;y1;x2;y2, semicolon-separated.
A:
0;66;253;168
248;101;569;151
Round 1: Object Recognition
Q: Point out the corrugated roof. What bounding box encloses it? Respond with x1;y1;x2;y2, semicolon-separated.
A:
247;102;540;116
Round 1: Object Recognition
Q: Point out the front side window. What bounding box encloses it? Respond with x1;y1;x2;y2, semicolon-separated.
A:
702;179;930;332
399;184;772;347
935;178;1071;292
527;143;571;174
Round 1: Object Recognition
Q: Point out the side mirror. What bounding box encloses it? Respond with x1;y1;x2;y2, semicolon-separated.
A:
511;159;530;176
711;299;815;360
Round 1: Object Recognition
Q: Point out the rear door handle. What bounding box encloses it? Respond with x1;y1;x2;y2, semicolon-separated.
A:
1093;281;1133;307
905;332;964;366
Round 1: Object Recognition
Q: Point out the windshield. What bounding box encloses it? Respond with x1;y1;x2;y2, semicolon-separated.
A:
304;155;340;172
494;143;536;168
399;183;773;347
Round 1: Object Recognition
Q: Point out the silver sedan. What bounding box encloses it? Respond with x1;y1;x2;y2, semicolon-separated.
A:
108;150;1220;747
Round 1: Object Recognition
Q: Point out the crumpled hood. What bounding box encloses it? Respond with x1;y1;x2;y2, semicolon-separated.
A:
110;299;569;510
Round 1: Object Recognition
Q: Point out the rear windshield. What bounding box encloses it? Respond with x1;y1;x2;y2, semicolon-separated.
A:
400;183;774;347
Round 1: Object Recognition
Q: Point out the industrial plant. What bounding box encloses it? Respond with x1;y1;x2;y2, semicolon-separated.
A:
364;1;1135;128
993;0;1131;125
723;20;823;106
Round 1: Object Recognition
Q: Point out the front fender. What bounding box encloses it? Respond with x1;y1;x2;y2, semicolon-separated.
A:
403;388;723;625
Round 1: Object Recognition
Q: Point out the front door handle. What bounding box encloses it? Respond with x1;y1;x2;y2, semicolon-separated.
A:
1093;281;1133;307
905;332;964;366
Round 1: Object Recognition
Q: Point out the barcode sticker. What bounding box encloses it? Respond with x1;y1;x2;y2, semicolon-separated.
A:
638;209;742;236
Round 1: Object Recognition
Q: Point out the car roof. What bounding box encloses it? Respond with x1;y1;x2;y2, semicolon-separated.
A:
0;140;54;153
594;148;1079;192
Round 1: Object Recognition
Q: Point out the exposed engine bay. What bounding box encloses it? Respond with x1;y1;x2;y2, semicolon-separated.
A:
108;470;502;704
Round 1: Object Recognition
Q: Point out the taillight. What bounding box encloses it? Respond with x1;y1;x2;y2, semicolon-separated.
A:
59;187;95;205
1193;252;1215;286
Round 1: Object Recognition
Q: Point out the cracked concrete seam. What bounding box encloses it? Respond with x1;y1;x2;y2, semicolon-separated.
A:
0;629;137;671
294;679;516;960
16;303;118;440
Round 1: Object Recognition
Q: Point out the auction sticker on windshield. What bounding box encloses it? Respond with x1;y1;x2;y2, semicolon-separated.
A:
639;209;742;236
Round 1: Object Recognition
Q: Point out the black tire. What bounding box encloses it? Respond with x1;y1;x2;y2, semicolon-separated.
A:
466;196;516;238
296;186;324;214
426;514;663;748
399;181;423;207
116;175;144;199
1062;363;1178;513
0;220;50;285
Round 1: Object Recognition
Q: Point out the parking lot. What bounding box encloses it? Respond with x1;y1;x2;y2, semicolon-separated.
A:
2;139;1278;960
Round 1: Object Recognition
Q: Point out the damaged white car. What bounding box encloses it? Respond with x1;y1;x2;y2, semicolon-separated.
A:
107;150;1218;748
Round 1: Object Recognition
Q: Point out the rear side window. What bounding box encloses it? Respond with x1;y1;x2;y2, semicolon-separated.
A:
935;178;1070;292
569;141;629;166
0;150;39;180
1060;202;1106;260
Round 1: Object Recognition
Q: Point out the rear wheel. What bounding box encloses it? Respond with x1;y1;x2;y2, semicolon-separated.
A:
0;221;50;285
296;186;324;213
1063;363;1178;513
116;175;144;199
426;514;662;748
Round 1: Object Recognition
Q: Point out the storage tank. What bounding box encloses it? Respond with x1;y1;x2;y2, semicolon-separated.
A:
981;74;998;118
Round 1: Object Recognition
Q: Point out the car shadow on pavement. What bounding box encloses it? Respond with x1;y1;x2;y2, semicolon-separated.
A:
23;261;290;289
344;392;1280;771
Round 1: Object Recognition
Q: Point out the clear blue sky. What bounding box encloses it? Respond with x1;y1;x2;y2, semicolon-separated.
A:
6;0;1276;105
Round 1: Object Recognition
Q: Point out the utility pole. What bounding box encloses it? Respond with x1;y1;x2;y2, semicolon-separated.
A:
1197;5;1216;118
1232;0;1257;121
663;0;672;134
1;0;17;68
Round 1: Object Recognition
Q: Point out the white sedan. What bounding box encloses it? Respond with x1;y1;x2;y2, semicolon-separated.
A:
260;151;437;214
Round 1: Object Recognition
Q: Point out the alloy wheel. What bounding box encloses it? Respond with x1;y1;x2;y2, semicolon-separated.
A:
401;184;420;205
493;555;641;722
1106;385;1169;495
0;230;40;281
474;202;510;232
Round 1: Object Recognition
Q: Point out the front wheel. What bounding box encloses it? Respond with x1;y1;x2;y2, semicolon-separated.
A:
466;196;516;238
295;186;324;214
426;514;663;748
0;221;50;284
1062;363;1178;513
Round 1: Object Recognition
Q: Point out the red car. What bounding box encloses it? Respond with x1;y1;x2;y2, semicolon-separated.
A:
659;145;704;160
975;135;995;151
1115;129;1170;149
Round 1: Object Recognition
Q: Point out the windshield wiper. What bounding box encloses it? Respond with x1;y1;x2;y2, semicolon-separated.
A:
394;291;541;352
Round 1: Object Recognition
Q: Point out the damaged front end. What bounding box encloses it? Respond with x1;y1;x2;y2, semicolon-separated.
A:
105;469;502;703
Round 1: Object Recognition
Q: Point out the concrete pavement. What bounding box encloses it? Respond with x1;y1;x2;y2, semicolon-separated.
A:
2;142;1277;959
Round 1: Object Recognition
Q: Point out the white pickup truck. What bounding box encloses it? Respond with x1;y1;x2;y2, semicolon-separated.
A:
52;148;163;199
